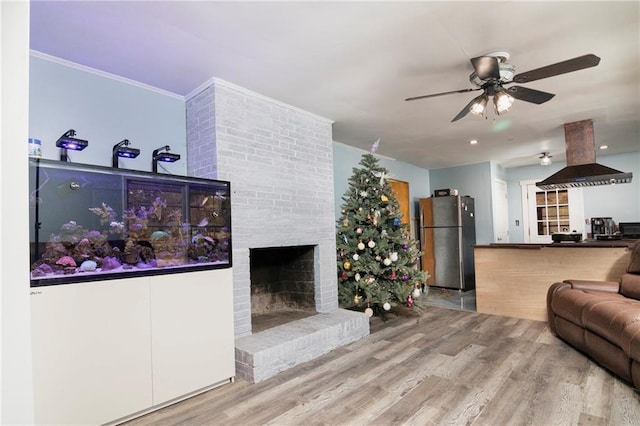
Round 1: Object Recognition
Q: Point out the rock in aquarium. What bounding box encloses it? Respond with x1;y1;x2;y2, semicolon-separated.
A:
79;260;98;272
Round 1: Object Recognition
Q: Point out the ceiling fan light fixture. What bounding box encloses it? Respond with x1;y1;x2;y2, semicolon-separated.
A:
540;152;553;166
470;94;488;117
407;53;600;123
493;90;514;115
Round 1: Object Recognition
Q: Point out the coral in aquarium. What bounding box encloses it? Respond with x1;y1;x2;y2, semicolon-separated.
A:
89;203;118;225
109;221;125;235
31;186;230;281
150;197;167;221
56;256;76;267
100;256;121;271
58;220;87;245
189;233;217;262
123;239;141;265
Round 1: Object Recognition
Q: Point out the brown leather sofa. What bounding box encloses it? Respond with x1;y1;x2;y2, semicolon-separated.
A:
547;241;640;389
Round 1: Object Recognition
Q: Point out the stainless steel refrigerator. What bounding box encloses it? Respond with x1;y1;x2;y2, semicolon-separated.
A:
418;195;476;291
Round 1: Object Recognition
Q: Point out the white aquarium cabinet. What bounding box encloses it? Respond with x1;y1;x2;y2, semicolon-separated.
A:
31;269;235;425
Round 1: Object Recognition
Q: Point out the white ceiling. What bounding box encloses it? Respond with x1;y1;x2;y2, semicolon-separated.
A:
29;1;640;170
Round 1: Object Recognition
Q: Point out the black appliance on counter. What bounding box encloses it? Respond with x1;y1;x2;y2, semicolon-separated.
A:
552;232;583;243
619;222;640;239
591;217;620;239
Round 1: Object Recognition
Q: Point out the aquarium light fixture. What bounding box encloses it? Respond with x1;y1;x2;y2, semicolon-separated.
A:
56;129;88;161
112;139;141;168
152;145;181;173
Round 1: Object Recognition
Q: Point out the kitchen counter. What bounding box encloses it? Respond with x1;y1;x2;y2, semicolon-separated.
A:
475;240;636;249
474;242;633;322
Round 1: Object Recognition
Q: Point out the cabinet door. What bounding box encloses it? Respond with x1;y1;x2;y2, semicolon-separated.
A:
31;278;153;425
150;268;235;404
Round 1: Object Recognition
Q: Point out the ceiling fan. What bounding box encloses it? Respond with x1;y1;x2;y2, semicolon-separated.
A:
405;52;601;122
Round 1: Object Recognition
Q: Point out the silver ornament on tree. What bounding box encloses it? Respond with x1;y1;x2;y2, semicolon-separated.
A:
412;286;422;298
365;305;374;317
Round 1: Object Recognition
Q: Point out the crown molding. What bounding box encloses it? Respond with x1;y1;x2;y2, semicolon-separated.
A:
30;50;184;101
186;76;334;125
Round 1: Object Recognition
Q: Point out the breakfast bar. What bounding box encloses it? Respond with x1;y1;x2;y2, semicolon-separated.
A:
474;241;634;322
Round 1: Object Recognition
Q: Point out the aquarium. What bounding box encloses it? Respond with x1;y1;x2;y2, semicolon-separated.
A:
29;159;232;287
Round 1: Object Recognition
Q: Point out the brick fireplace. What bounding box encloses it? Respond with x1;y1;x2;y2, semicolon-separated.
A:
185;78;369;382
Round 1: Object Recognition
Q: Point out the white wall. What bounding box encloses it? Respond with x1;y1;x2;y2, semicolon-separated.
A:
29;53;186;175
1;1;35;423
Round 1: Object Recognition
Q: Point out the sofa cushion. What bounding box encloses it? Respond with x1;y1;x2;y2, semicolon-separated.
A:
620;273;640;300
551;288;626;327
581;299;640;352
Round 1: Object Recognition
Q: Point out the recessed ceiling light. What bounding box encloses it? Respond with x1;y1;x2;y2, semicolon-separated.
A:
599;145;608;150
469;139;478;145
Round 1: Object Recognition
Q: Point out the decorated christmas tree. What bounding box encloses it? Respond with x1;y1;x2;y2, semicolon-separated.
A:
336;141;429;315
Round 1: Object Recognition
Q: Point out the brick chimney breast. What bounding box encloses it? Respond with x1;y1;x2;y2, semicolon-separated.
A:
564;119;596;166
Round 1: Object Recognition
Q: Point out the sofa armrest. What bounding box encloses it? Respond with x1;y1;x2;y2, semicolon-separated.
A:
547;282;572;335
562;279;620;293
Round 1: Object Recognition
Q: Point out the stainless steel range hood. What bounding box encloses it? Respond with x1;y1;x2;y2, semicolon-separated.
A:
536;119;633;190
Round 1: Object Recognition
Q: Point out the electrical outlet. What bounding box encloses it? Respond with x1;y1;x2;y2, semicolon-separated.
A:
515;219;520;226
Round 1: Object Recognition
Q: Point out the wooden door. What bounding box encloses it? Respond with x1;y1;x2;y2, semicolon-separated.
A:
389;179;410;225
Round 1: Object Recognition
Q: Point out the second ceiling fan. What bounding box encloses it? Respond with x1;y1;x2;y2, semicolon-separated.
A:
405;53;601;122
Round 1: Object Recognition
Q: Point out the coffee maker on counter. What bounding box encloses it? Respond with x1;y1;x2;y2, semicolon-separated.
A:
591;217;621;240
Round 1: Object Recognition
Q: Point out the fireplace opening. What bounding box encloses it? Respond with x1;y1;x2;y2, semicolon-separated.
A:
250;245;317;333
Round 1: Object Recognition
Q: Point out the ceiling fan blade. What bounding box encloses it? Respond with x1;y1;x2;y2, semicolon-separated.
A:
451;96;482;122
507;86;555;104
471;56;501;80
405;88;478;102
513;54;601;84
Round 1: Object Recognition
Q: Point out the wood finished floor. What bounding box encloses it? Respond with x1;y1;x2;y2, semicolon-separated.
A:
123;306;640;426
